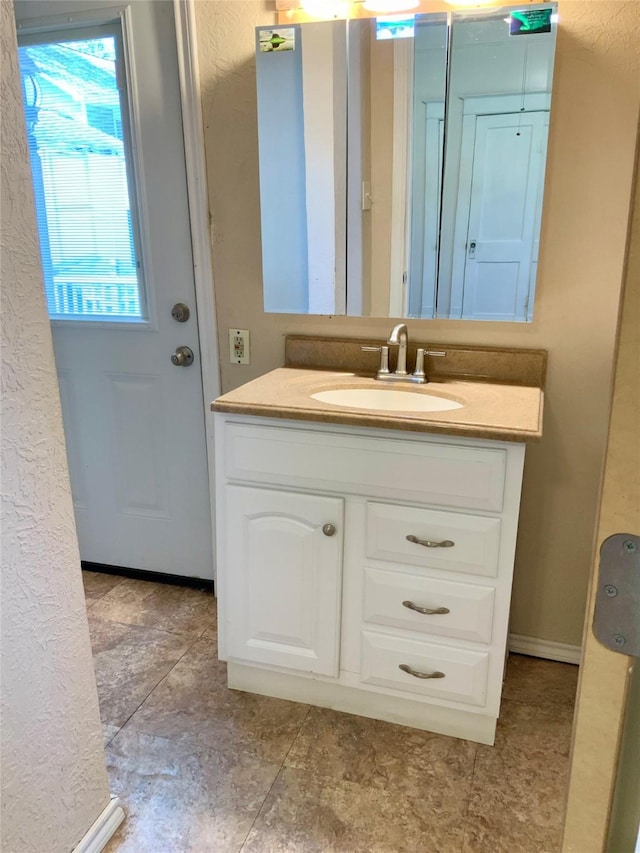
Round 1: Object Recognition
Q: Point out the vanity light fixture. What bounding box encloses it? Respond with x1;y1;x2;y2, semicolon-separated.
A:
362;0;419;12
443;0;496;6
300;0;352;17
297;0;420;16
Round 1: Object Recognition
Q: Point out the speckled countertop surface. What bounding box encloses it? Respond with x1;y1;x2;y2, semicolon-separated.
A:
212;367;544;442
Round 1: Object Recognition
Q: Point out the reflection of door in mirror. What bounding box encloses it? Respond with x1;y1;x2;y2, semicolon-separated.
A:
433;9;556;322
452;104;549;320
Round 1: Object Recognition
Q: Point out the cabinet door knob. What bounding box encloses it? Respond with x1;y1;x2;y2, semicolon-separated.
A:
322;523;336;537
399;664;445;680
406;534;454;548
402;601;450;615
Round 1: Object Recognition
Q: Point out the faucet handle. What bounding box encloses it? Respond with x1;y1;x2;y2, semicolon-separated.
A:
413;348;426;381
361;345;390;378
410;349;446;384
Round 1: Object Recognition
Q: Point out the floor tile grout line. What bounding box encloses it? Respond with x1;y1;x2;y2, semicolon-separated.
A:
99;603;217;750
280;704;312;767
82;574;127;608
459;744;485;853
86;609;217;642
84;587;117;609
104;632;203;746
463;744;482;815
88;612;212;643
237;705;313;852
237;765;288;853
237;761;280;853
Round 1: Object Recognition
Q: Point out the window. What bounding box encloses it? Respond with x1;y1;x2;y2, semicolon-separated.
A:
18;23;146;320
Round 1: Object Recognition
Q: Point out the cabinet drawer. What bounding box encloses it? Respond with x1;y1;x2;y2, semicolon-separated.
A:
363;567;495;644
223;422;506;511
361;631;489;706
365;502;501;578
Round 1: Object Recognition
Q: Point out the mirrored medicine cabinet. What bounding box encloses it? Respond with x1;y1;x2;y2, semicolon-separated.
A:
255;4;557;321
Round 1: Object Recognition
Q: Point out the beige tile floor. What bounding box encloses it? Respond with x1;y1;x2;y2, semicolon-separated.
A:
83;571;578;853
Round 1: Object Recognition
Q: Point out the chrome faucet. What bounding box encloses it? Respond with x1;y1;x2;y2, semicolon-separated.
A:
387;323;408;376
361;323;446;384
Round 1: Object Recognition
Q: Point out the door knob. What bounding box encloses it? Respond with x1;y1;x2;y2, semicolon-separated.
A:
171;346;194;367
322;524;336;537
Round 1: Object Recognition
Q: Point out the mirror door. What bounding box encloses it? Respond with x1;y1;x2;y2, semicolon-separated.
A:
256;4;557;322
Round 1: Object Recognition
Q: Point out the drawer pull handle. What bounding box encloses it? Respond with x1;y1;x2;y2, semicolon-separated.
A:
402;600;450;616
406;534;454;548
399;664;445;680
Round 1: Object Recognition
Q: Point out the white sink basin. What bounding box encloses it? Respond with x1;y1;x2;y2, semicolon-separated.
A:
310;387;463;413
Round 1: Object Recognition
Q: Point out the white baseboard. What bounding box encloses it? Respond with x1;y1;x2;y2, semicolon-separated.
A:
509;633;582;665
73;797;125;853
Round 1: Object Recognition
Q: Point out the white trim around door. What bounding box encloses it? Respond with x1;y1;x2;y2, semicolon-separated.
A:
173;0;221;584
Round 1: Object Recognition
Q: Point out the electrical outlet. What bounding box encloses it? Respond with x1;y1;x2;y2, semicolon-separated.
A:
229;329;250;365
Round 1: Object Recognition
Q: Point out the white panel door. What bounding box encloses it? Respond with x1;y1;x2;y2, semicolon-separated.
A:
460;111;548;321
16;0;214;578
225;486;343;676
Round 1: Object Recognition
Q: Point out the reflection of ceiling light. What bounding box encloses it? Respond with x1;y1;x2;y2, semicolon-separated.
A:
362;0;419;12
443;0;495;6
301;0;351;17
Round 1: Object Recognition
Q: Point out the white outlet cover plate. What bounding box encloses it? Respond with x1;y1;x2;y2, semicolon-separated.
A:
229;328;250;365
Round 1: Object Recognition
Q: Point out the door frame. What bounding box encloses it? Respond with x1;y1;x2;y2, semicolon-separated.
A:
561;160;639;852
173;0;221;583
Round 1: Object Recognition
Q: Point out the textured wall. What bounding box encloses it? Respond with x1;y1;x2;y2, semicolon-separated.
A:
195;0;640;648
0;2;111;851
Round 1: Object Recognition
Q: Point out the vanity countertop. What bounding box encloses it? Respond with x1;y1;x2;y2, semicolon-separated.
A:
212;367;544;442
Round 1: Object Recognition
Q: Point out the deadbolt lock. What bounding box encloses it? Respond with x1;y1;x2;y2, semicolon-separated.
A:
171;303;190;323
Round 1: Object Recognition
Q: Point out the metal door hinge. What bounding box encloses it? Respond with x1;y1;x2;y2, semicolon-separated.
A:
593;533;639;657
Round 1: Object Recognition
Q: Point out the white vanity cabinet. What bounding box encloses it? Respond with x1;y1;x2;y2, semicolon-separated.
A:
214;414;526;745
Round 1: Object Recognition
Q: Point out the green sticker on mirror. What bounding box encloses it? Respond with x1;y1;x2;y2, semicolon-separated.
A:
258;28;295;53
509;9;553;35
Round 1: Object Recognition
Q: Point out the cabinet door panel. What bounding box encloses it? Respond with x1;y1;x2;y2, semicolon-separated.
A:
225;485;343;676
